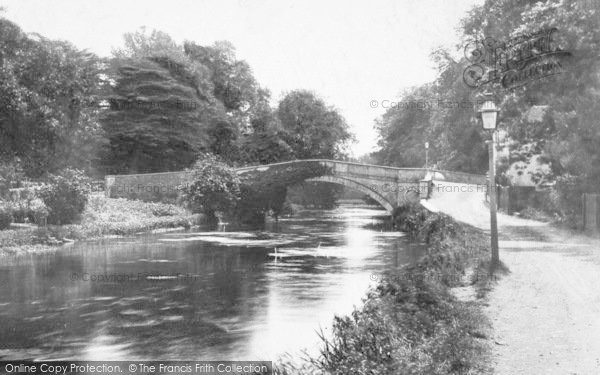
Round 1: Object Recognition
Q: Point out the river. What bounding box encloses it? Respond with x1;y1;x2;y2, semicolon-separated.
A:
0;203;419;361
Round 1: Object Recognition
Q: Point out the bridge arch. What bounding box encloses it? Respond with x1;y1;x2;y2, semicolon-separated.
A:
307;175;394;213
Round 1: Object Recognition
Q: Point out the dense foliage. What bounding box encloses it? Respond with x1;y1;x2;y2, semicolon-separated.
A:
278;90;353;159
373;0;600;225
182;155;241;221
7;192;48;224
37;169;91;224
0;18;106;177
373;83;488;173
0;204;12;229
0;20;351;196
0;160;25;197
102;31;304;172
99;56;214;173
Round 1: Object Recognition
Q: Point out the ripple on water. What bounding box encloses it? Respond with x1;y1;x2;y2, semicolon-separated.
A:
162;231;257;238
138;258;179;263
82;334;132;360
119;309;151;317
120;319;160;328
80;309;110;318
161;315;184;322
89;296;118;301
158;236;295;247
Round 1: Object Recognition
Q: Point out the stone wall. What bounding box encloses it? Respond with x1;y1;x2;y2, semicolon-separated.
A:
105;171;191;202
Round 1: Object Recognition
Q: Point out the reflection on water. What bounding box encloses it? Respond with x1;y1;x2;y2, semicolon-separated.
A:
0;203;419;361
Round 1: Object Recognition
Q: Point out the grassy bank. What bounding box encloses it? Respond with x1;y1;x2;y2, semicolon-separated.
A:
0;195;205;255
277;203;497;375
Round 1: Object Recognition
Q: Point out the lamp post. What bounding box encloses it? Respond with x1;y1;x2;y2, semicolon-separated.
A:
425;142;429;170
479;93;500;266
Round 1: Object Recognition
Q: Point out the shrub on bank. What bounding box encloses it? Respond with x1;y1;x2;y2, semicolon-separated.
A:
8;198;29;223
29;199;49;224
38;169;91;225
392;202;429;236
182;155;240;222
0;159;25;198
8;195;48;224
0;204;13;230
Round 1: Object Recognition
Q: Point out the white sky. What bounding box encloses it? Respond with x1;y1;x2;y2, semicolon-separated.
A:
0;0;481;156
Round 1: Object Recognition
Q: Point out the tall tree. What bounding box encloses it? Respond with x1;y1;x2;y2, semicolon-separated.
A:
100;29;220;173
185;40;275;163
100;56;217;173
0;17;105;176
238;88;293;164
461;0;600;201
277;90;352;159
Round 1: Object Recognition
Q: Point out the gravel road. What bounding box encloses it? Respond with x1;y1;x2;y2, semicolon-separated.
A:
422;185;600;374
486;221;600;374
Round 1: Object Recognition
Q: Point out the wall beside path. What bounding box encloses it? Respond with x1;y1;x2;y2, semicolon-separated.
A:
105;171;191;202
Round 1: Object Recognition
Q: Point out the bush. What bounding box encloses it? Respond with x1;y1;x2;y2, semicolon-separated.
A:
0;159;25;198
38;169;91;225
182;155;241;220
9;199;30;223
0;204;13;230
392;202;429;236
29;198;49;224
149;202;181;217
6;187;48;224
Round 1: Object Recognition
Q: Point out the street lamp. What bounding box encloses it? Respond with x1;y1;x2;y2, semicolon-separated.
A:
478;93;500;266
480;100;499;130
425;142;430;170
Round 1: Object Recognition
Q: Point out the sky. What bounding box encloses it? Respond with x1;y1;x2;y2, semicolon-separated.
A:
0;0;481;156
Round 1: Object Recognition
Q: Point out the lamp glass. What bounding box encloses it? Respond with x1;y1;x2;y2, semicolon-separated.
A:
481;110;497;130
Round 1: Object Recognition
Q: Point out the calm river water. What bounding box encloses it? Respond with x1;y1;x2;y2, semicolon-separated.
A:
0;203;419;361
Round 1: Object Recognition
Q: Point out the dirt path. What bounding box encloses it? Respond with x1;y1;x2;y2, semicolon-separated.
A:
421;186;600;373
486;221;600;374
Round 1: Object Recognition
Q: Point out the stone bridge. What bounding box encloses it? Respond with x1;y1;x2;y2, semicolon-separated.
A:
105;159;487;214
236;159;487;213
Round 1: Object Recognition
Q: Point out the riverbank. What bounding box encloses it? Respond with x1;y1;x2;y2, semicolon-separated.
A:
277;203;498;375
0;195;205;256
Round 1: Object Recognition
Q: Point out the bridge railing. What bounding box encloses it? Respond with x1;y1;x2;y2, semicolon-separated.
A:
236;159;486;184
236;159;430;182
235;159;427;173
